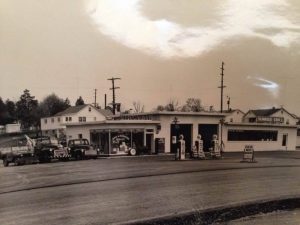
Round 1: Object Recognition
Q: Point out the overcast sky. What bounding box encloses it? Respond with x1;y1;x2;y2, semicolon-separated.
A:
1;0;300;114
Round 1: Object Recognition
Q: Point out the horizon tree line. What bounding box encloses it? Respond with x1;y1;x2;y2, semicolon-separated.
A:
0;89;212;129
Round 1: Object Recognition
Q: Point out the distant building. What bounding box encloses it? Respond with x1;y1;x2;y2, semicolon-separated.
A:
243;107;298;125
5;123;21;133
224;107;298;151
40;104;113;138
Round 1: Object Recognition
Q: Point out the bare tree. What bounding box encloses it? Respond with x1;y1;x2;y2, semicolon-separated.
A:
132;101;145;113
181;98;203;112
156;105;165;111
164;99;180;111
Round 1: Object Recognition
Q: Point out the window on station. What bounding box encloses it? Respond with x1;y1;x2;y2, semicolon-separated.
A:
78;134;83;139
228;129;278;141
89;107;91;112
65;117;68;122
57;117;60;122
69;117;72;122
297;129;300;136
51;118;54;123
44;119;47;124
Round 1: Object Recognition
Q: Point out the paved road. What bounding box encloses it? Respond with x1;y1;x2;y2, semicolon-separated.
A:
0;152;300;225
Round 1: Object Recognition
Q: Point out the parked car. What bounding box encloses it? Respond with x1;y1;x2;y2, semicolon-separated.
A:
67;139;98;160
34;137;70;163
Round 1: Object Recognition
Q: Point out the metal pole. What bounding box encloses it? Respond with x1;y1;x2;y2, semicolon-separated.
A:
218;62;226;113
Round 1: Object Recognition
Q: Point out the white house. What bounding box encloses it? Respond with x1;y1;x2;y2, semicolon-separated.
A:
223;109;245;123
40;104;113;138
224;107;298;151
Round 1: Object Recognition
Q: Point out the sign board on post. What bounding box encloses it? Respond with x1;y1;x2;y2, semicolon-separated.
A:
241;145;256;163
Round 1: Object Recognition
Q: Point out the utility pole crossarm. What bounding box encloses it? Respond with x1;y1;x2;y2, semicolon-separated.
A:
107;77;121;115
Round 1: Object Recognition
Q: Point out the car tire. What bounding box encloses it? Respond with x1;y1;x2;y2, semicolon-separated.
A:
75;152;82;160
3;158;9;167
129;148;137;156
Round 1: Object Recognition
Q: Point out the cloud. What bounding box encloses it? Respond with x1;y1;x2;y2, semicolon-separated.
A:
247;76;280;97
86;0;300;58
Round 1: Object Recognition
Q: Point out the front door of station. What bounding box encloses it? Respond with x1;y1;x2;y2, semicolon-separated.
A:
170;124;192;154
198;124;218;152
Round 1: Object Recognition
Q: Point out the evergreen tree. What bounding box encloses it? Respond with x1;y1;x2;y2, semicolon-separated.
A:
16;89;39;129
75;96;85;106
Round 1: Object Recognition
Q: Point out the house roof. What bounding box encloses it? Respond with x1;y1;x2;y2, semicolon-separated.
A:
222;109;245;114
96;108;113;117
54;104;113;117
54;105;87;116
249;108;281;117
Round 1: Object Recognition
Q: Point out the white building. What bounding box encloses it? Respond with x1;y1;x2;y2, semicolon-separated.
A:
5;123;21;133
40;104;113;138
61;106;299;155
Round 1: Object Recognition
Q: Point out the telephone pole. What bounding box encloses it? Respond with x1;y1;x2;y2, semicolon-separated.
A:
227;96;231;111
107;77;121;115
218;62;226;113
94;89;97;108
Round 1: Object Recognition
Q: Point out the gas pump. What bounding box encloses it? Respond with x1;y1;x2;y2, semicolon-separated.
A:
176;134;186;160
193;135;205;159
210;134;221;159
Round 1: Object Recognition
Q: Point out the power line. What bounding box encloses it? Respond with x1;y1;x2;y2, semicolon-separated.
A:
107;77;121;115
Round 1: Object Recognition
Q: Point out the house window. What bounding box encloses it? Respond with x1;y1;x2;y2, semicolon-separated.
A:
51;118;54;123
79;117;86;122
44;119;47;124
78;134;83;139
249;118;256;123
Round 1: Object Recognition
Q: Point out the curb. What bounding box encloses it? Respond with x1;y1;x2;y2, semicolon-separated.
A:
121;196;300;225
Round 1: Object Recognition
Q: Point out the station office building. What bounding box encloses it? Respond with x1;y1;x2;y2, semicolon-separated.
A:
56;107;300;155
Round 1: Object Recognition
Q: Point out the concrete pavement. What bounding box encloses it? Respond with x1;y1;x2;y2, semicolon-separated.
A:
0;152;300;224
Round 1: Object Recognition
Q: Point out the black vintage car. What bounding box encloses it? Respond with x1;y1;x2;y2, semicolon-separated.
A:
34;137;69;163
67;139;98;160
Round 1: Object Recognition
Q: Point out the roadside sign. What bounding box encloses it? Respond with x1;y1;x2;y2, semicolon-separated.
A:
241;145;256;163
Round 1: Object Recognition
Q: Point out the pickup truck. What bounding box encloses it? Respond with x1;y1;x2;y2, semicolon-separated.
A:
0;136;36;167
67;139;98;160
34;137;70;163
